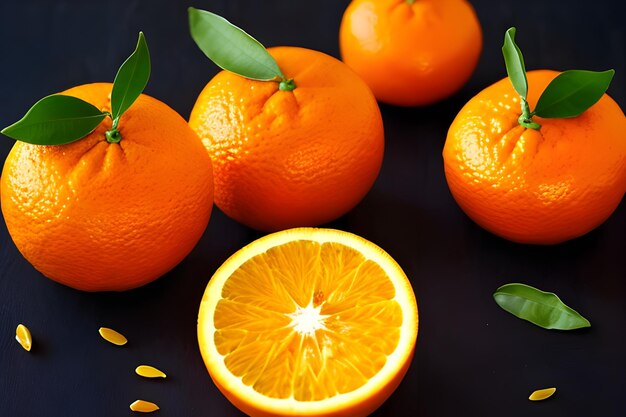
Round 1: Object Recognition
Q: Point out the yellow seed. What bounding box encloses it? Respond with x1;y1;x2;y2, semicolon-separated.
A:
529;387;557;401
130;400;160;413
15;324;32;351
135;365;167;379
98;327;127;346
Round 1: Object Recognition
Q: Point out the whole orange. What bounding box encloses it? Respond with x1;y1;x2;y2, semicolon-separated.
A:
443;70;626;244
189;46;384;232
1;83;214;291
339;0;482;106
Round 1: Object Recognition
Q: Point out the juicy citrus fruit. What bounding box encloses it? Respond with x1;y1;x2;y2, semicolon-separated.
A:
1;83;214;291
443;70;626;244
339;0;482;106
189;46;384;232
198;228;418;416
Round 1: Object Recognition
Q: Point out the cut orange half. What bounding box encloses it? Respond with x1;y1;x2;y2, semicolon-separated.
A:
198;228;418;416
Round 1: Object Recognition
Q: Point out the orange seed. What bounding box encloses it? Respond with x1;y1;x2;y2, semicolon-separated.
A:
15;324;32;351
98;327;127;346
135;365;166;378
130;400;160;413
529;387;557;401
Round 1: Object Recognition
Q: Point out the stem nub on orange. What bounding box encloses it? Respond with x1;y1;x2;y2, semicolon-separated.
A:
1;83;214;291
339;0;482;106
198;228;418;416
189;47;384;232
443;70;626;244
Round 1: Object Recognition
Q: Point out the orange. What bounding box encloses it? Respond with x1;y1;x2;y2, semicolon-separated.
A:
1;83;214;291
339;0;482;106
443;70;626;244
189;46;384;232
198;227;418;417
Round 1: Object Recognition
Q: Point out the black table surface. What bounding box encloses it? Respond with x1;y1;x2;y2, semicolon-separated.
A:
1;1;625;416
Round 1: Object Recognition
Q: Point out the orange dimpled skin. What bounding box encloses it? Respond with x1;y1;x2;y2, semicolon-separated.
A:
443;70;626;244
1;83;214;291
189;47;384;232
339;0;482;106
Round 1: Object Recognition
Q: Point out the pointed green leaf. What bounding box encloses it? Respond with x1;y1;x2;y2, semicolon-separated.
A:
533;69;614;118
188;7;284;81
111;32;151;120
1;95;106;145
502;27;528;99
494;283;591;330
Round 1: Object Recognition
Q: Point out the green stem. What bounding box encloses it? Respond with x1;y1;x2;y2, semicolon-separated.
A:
406;0;416;4
105;116;122;143
518;98;541;130
278;78;296;92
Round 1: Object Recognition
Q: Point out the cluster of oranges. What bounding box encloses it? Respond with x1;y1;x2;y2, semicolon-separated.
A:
1;1;624;416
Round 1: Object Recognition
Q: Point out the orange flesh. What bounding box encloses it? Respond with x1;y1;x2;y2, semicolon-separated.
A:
213;240;402;401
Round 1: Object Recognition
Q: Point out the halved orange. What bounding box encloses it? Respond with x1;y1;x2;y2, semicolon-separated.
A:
198;228;418;416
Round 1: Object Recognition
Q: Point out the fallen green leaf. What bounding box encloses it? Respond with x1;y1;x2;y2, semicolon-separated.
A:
493;283;590;330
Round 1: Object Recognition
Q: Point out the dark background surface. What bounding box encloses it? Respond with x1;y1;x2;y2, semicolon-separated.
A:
1;1;625;416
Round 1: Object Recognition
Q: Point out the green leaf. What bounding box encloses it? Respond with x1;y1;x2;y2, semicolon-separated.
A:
188;7;284;81
493;283;591;330
533;69;614;118
502;27;528;99
1;95;106;145
111;32;151;120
